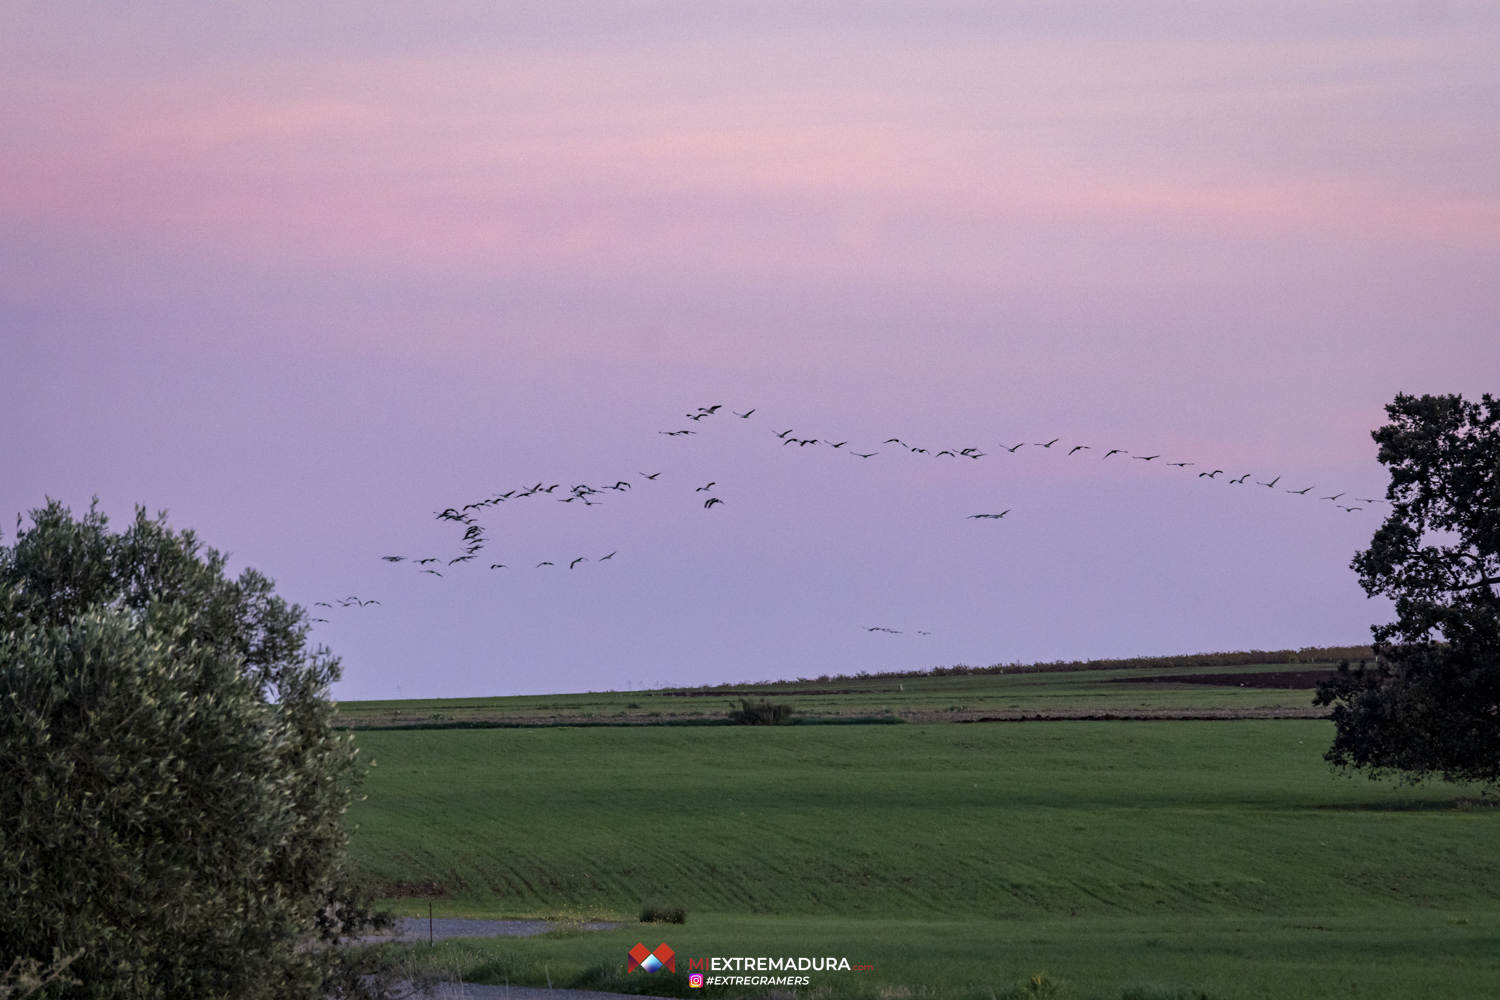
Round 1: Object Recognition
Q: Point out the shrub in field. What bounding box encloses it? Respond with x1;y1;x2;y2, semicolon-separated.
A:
726;699;795;725
638;899;687;924
0;500;388;998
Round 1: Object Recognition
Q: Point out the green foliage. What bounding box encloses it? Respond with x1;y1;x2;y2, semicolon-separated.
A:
638;900;687;924
0;499;388;998
1318;393;1500;786
725;698;795;724
0;951;82;999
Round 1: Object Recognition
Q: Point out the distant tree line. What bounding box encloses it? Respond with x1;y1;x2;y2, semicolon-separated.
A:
659;645;1372;695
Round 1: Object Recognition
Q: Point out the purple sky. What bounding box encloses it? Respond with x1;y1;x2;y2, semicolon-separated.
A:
4;2;1496;699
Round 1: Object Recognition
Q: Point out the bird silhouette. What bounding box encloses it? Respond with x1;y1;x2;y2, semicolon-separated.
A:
1168;462;1193;467
1134;455;1160;461
421;569;443;577
659;430;695;436
599;551;616;561
1230;474;1251;484
641;472;661;480
704;497;724;508
852;452;878;458
1259;477;1281;488
1069;446;1091;455
776;429;795;439
1037;438;1060;448
828;441;848;448
699;405;722;414
381;555;406;562
570;557;587;569
916;631;932;635
1103;449;1125;458
867;627;902;633
1338;505;1363;512
1199;470;1224;478
936;450;956;457
1355;497;1381;504
1321;493;1345;501
1287;487;1313;495
696;482;716;492
686;413;706;420
885;438;907;446
536;561;554;567
490;564;507;569
910;447;929;454
414;558;438;565
1001;443;1025;452
969;511;1011;519
315;602;332;608
734;409;755;418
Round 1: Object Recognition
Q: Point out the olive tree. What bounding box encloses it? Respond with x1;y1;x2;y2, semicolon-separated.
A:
1316;393;1500;786
0;500;387;998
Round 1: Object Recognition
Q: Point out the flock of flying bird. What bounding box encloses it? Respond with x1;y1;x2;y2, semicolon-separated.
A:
317;402;1387;635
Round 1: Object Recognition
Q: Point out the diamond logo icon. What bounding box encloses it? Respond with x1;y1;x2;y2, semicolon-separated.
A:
628;942;675;973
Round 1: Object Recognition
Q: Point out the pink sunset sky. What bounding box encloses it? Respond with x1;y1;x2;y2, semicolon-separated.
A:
4;1;1497;699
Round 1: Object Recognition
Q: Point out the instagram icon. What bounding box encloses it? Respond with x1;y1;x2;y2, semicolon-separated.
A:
689;974;705;988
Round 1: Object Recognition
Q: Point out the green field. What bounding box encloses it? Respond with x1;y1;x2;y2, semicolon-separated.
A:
336;660;1341;728
349;718;1500;999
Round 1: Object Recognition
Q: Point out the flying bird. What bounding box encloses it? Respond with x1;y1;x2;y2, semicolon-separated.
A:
936;450;956;457
414;558;438;565
686;413;706;420
696;482;716;492
885;438;907;446
536;561;554;567
1321;493;1345;501
1000;443;1025;452
704;497;724;508
1168;462;1193;467
776;429;795;439
698;405;722;414
910;447;929;454
570;557;587;569
969;510;1011;519
1103;449;1125;458
1259;477;1281;488
734;409;755;418
315;602;332;608
660;430;696;436
1199;470;1224;478
641;472;661;480
1134;455;1160;461
828;441;848;448
852;452;878;458
1287;487;1314;495
599;552;616;561
490;564;507;569
421;569;442;577
1230;474;1251;484
311;617;328;623
1338;505;1363;512
1355;497;1381;504
1037;438;1060;448
381;556;406;562
1068;446;1091;455
867;627;902;633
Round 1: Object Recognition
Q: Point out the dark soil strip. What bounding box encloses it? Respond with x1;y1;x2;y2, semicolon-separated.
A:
1110;670;1335;689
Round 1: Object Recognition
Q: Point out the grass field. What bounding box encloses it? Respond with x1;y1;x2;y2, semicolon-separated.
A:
349;719;1500;999
336;659;1343;728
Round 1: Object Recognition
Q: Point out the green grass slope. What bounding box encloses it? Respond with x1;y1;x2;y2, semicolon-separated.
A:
352;721;1499;997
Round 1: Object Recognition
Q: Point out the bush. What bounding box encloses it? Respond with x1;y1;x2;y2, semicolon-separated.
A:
0;500;388;998
638;900;687;924
726;699;795;725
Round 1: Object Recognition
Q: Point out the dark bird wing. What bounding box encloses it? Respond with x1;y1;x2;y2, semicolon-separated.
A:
704;497;723;508
381;556;406;562
852;452;877;458
600;551;616;560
